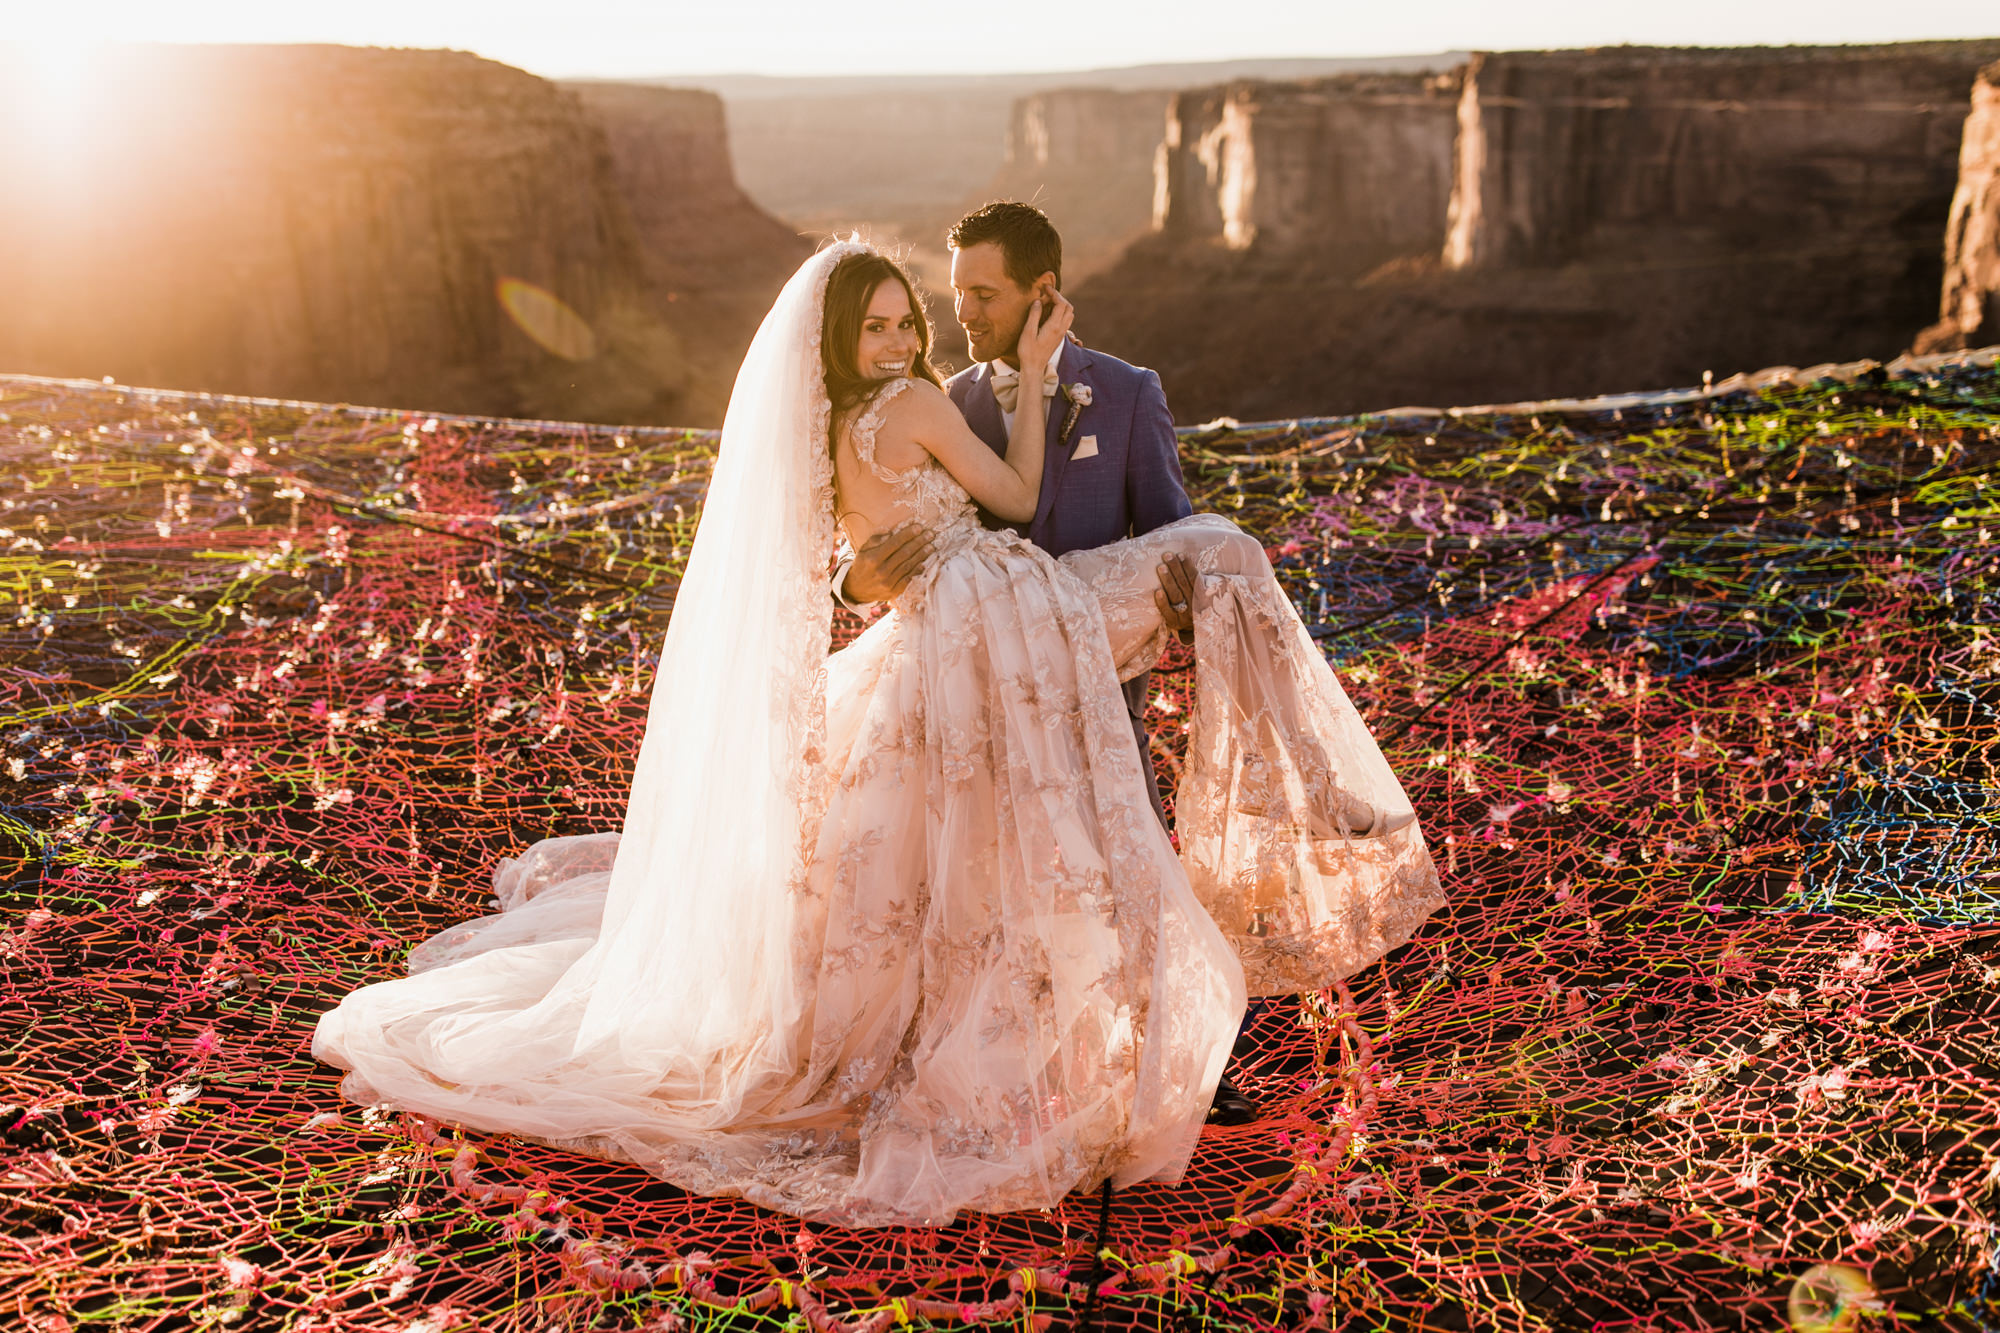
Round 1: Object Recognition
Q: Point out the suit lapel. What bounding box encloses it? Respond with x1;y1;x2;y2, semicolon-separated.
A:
963;363;1009;456
1031;342;1094;541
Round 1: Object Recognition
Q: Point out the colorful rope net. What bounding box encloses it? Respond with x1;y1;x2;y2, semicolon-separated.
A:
2;354;1997;1333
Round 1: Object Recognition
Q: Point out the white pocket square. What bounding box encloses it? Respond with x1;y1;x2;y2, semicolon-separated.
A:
1072;434;1099;460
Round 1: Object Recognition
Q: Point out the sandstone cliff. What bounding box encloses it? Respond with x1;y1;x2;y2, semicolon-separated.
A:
564;82;812;418
684;57;1463;238
1082;40;2000;422
982;89;1171;282
1443;43;1997;273
0;45;798;425
1916;62;2000;353
1156;72;1462;271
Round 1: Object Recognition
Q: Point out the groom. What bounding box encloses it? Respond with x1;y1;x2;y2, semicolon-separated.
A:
832;201;1258;1126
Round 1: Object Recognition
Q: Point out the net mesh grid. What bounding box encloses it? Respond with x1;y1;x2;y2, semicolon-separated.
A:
1;360;1996;1332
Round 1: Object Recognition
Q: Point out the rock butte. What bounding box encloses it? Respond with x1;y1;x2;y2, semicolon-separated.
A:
1917;60;2000;355
0;45;803;426
561;81;813;421
1441;44;1994;274
690;57;1463;373
988;88;1174;284
1156;72;1463;270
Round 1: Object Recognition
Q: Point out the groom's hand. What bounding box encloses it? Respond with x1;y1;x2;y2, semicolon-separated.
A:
844;523;934;605
1154;554;1196;644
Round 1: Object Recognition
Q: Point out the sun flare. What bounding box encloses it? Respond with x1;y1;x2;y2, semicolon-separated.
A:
6;37;109;159
14;36;99;96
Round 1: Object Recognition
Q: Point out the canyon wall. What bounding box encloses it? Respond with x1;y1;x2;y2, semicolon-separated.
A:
1082;40;2000;422
1155;72;1462;270
0;46;801;425
659;58;1460;376
983;89;1171;282
566;83;806;294
1916;61;2000;353
563;82;812;418
683;57;1464;238
1443;43;1997;273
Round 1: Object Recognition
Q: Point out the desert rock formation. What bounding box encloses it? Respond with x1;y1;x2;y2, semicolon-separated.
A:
1916;61;2000;353
563;82;812;418
1442;45;1990;273
659;57;1462;378
1083;40;2000;423
1156;73;1462;271
983;89;1172;282
1;45;801;425
679;58;1463;238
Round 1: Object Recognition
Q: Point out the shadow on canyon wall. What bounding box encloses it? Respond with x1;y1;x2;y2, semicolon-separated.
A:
0;44;808;426
1077;41;2000;422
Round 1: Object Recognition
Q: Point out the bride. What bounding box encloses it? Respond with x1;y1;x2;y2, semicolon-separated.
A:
313;241;1441;1227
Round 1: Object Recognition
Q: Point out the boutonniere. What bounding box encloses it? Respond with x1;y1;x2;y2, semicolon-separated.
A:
1057;383;1091;449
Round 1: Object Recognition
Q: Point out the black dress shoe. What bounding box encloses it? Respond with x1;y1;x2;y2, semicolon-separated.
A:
1206;1076;1261;1125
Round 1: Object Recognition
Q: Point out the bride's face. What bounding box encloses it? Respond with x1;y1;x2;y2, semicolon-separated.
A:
855;280;922;381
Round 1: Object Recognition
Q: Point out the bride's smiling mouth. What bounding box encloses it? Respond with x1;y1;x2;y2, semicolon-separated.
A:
872;358;911;377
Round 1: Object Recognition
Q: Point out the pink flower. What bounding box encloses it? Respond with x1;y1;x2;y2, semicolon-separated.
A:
220;1255;264;1289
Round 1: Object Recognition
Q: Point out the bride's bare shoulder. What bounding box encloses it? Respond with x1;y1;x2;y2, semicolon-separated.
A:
883;377;962;431
841;379;947;468
842;378;945;428
887;376;952;412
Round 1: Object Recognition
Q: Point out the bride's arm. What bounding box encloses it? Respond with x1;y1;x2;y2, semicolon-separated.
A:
895;292;1073;523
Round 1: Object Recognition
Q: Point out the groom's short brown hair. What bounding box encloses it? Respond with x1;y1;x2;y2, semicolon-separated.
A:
950;201;1063;292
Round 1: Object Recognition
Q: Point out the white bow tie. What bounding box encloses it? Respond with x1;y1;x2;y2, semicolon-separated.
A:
990;354;1061;414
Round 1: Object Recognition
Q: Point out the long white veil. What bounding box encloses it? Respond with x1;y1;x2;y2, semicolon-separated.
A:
576;239;861;1064
316;242;868;1134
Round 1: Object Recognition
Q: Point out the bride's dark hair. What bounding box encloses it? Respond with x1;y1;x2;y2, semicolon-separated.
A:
821;251;944;429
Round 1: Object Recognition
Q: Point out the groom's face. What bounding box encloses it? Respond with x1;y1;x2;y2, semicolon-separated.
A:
950;241;1047;367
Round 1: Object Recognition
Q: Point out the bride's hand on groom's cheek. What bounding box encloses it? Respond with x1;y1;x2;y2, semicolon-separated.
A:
844;523;935;604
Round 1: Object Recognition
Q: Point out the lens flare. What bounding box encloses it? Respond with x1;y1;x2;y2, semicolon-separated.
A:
1787;1264;1877;1333
495;278;597;361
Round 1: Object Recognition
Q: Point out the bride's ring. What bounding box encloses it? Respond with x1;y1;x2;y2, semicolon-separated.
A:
1171;600;1189;614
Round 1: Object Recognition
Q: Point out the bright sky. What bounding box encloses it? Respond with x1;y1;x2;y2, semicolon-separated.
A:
19;0;2000;79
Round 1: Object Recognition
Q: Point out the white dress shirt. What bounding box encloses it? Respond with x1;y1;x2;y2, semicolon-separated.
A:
989;345;1064;435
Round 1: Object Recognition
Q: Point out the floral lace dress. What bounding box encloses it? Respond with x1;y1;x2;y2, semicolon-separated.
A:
315;373;1441;1232
681;377;1439;1224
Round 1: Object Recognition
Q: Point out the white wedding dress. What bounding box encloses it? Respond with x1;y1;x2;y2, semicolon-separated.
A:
313;244;1441;1227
